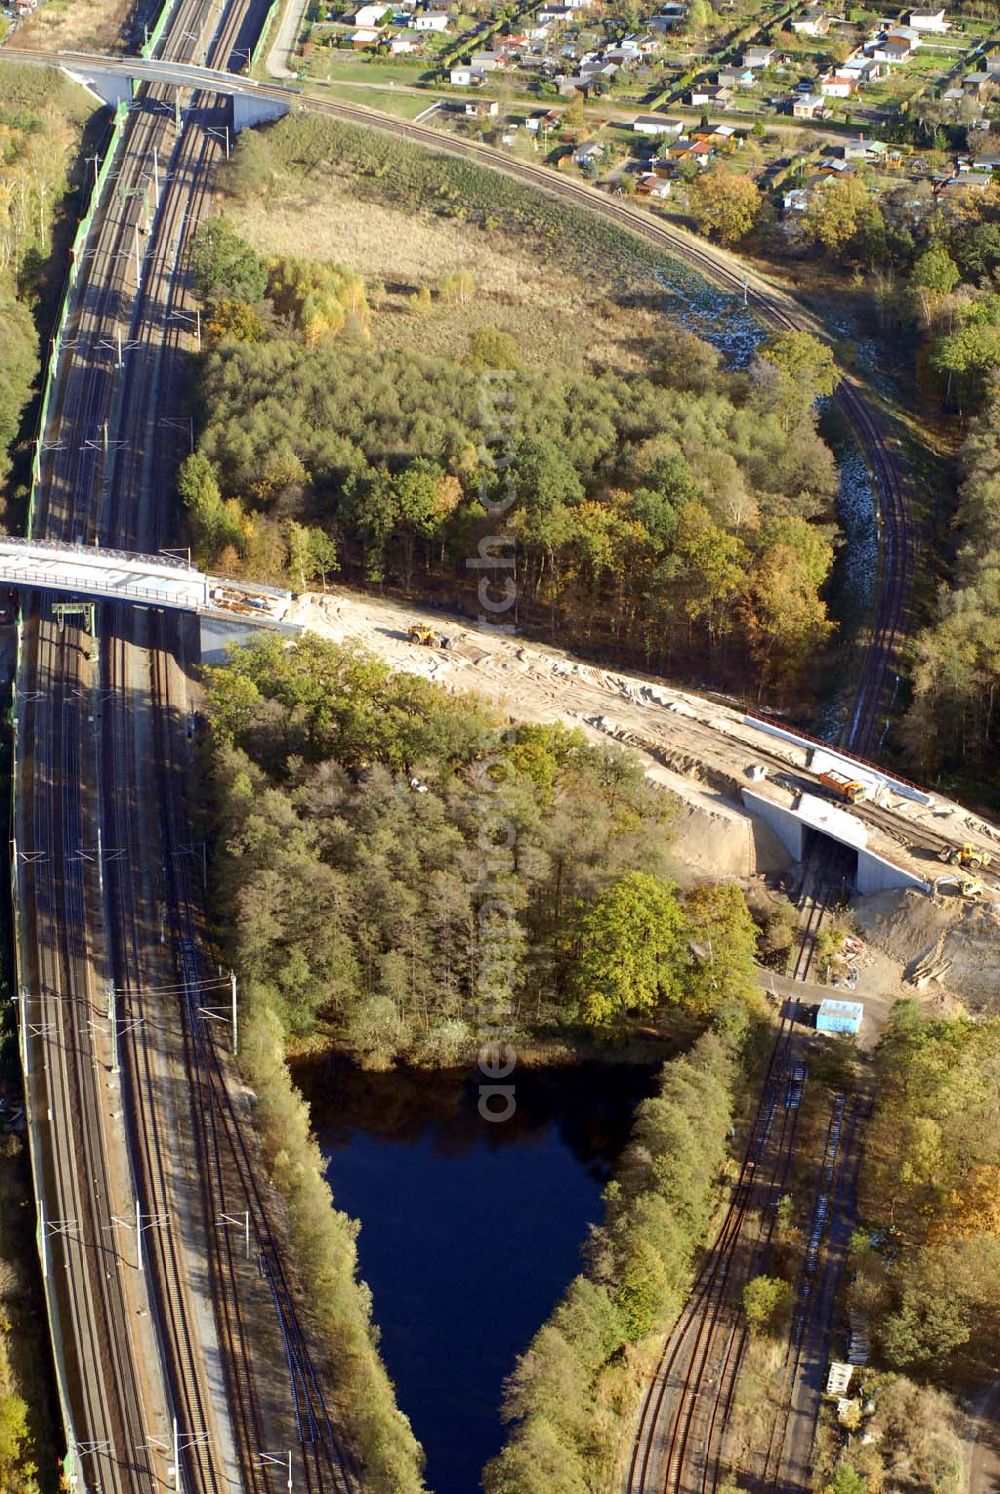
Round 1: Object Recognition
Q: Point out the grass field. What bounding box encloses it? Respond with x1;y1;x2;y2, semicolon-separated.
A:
307;80;437;117
222;117;691;372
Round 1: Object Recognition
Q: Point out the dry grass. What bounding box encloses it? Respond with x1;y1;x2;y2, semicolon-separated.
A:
227;179;666;372
14;0;132;53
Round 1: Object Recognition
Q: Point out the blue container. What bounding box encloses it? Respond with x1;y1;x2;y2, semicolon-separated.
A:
816;999;863;1035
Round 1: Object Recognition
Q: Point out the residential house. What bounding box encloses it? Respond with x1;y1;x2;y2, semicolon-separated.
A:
632;113;685;135
842;55;883;83
962;71;994;99
938;170;992;194
841;136;889;161
526;108;560;132
537;3;574;19
719;63;755;87
573;139;604;166
783;185;812;212
470;50;503;70
872;25;919;61
744;45;777;67
820;73;857;97
791;6;829;36
637;172;671;197
450;65;484;83
818;156;856;175
389;30;419;50
688;82;732;106
906;6;949;31
413;10;449;28
349;26;380;45
792;92;824;117
650;6;686;28
351;2;389;24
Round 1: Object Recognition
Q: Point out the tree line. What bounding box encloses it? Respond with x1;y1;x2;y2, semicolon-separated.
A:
850;1002;1000;1386
202;633;763;1062
903;380;1000;776
185;217;841;698
0;64;91;508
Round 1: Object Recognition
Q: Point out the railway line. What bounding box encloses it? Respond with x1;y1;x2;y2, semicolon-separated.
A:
13;1;359;1489
626;1007;805;1494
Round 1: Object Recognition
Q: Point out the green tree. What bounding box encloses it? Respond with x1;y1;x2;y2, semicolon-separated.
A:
743;1274;793;1336
823;1466;869;1494
573;872;687;1029
177;451;245;566
467;324;522;370
688;168;761;245
911;244;960;295
286;520;338;590
760;331;838;401
191;217;267;305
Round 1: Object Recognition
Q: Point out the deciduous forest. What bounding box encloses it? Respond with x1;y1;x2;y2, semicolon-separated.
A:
182;191;842;699
852;1002;1000;1386
202;633;762;1064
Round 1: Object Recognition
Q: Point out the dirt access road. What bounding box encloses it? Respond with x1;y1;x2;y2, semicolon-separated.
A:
283;587;999;885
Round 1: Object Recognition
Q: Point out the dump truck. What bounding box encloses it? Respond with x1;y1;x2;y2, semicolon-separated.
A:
938;842;993;872
818;768;872;805
407;623;450;648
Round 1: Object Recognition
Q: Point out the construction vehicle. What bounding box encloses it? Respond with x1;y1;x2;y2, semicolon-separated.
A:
818;768;872;805
938;842;993;872
933;874;983;899
407;623;450;649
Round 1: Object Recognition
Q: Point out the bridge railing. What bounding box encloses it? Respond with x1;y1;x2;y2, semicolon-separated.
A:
1;566;206;610
0;534;198;573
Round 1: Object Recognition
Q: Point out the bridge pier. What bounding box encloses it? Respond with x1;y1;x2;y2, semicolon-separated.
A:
230;92;292;132
61;65;135;108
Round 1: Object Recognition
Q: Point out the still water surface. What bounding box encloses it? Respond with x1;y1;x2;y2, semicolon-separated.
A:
299;1060;655;1494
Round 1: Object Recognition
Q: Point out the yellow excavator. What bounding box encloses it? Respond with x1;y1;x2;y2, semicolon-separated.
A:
408;623;450;648
938;842;993;872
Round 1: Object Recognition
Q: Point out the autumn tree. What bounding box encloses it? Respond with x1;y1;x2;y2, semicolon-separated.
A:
803;176;871;253
743;1275;793;1336
689;168;761;245
572;872;688;1029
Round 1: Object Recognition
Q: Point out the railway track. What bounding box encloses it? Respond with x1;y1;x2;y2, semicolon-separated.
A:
11;0;363;1487
626;1008;805;1494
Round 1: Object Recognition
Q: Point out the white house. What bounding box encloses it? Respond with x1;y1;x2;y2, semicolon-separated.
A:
792;92;824;117
783;186;812;212
906;7;949;31
632;114;684;135
390;29;419;49
637;172;671;197
352;3;390;25
743;44;776;67
791;6;829;35
450;65;484;83
349;26;380;45
413;11;450;29
820;73;857;97
573;139;604;166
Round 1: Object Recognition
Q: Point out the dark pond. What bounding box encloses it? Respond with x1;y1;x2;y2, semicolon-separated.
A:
296;1057;657;1494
